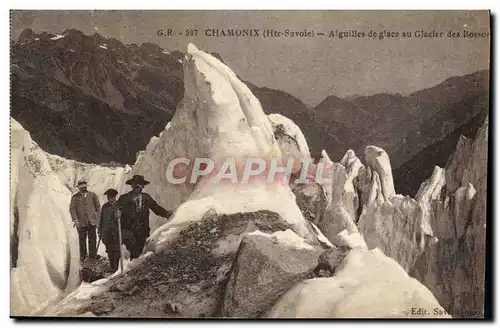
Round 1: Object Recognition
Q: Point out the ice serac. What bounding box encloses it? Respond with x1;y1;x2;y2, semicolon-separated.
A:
410;116;488;318
46;154;131;210
323;150;362;236
143;43;314;253
128;43;303;234
349;145;432;271
315;145;427;266
10;119;134;315
364;145;395;200
10;119;81;315
314;116;488;317
268;113;311;170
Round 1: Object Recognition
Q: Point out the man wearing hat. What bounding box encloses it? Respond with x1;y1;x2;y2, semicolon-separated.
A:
69;180;101;262
98;189;121;272
118;175;172;259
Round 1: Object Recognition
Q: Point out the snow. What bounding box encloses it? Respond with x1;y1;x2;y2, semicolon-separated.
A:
364;146;395;200
162;49;170;55
34;38;39;41
268;248;450;318
415;166;445;237
10;119;135;315
334;229;367;249
99;44;108;50
44;282;107;316
310;223;334;248
10;119;80;315
416;166;446;203
272;229;315;250
268;113;311;162
248;229;315;251
50;34;66;41
340;150;363;193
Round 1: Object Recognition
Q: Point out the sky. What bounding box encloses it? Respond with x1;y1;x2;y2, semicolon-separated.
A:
10;10;491;107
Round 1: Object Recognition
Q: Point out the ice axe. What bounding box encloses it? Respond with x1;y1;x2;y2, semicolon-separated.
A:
116;208;125;273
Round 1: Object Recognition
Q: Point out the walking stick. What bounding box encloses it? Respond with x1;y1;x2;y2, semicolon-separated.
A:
117;209;124;273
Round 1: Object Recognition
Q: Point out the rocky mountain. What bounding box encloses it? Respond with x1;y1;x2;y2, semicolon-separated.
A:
11;28;184;164
11;44;464;318
312;70;489;195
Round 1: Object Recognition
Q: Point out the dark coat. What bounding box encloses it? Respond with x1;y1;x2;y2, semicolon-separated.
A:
117;191;171;238
69;191;100;227
98;201;121;250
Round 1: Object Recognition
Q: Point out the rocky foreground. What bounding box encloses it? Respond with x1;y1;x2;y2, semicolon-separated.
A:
10;43;487;318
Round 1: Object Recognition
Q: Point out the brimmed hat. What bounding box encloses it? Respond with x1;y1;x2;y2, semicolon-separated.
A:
77;180;87;187
104;189;118;197
125;175;150;186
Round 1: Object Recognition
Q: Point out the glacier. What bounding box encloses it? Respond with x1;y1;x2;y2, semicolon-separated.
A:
10;43;485;318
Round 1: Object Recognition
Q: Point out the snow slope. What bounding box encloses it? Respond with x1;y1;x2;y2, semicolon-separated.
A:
268;248;450;318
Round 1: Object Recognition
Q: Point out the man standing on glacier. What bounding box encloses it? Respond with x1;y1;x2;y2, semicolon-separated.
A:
98;188;122;272
118;175;172;259
69;180;101;262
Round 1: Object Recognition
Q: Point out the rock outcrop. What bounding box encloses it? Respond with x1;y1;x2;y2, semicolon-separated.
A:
49;210;325;318
221;229;320;317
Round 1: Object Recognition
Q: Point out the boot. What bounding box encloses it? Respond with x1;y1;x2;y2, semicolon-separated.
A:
109;251;120;272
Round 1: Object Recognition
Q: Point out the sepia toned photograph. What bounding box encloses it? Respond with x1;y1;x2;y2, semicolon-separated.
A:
9;10;490;318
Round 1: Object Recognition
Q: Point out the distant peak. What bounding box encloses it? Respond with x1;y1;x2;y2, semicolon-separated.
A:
140;42;162;52
17;28;36;42
62;28;83;35
315;95;351;109
91;32;105;41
